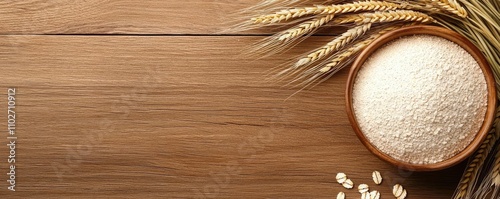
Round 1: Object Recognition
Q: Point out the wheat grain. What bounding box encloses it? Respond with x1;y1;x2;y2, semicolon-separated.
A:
295;23;372;67
252;1;403;24
333;10;436;25
278;14;335;42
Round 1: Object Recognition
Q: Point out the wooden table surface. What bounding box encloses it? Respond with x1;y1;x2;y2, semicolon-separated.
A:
0;1;465;198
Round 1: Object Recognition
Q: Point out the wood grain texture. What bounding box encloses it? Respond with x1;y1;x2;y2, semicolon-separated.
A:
0;0;262;34
0;36;464;198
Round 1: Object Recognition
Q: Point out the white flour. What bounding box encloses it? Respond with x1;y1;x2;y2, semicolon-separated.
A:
352;35;488;164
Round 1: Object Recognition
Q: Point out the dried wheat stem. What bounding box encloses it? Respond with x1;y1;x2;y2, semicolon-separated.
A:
319;25;401;73
454;118;500;199
493;143;500;186
296;23;372;67
333;10;436;25
455;132;495;199
418;0;468;18
252;1;402;24
278;14;335;42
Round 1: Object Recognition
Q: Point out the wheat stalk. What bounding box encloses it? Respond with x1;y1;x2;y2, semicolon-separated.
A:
252;1;403;24
333;10;436;25
295;23;372;67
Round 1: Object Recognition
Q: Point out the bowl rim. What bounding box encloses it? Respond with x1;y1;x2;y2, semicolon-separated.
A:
345;25;497;171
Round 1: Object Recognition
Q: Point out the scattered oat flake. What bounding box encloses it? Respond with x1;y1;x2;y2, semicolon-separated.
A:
358;184;369;193
398;189;407;199
372;171;382;185
337;192;345;199
369;190;380;199
361;192;370;199
393;184;406;198
336;173;347;184
342;179;354;189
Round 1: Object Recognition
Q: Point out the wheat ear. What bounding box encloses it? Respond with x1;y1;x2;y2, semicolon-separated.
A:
287;24;410;91
278;14;335;42
295;23;372;67
488;143;500;199
247;14;336;57
472;141;500;199
244;0;302;11
493;143;500;186
454;116;500;199
248;0;339;10
418;0;468;18
252;1;403;24
491;143;500;199
318;25;401;74
333;10;436;25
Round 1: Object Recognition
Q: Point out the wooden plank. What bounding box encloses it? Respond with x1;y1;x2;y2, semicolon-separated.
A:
0;0;273;34
0;36;463;198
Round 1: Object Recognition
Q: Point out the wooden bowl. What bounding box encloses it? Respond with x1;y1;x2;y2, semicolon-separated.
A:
345;25;497;171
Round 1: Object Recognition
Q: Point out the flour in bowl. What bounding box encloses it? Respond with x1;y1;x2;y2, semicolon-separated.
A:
352;35;488;164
